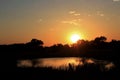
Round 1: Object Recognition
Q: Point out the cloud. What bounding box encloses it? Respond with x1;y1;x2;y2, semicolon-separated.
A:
61;20;79;26
61;10;82;25
88;14;92;17
38;19;42;23
96;11;105;17
78;19;82;21
69;10;80;16
61;18;82;26
113;0;120;2
86;11;105;17
99;14;104;17
69;11;76;14
74;13;81;16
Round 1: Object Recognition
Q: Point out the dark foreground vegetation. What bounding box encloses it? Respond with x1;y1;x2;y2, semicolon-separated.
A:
0;36;120;80
16;65;119;80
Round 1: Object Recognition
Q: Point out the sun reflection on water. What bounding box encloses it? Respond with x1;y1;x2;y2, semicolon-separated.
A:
17;57;115;71
34;57;81;69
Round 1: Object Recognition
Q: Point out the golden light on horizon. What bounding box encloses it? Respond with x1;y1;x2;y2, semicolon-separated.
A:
70;34;81;43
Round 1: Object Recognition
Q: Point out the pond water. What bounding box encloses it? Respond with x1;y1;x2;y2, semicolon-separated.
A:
17;57;115;71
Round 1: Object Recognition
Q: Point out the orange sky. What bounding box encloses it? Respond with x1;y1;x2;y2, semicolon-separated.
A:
0;0;120;46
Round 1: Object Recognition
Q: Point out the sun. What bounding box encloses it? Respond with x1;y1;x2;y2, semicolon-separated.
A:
70;34;80;43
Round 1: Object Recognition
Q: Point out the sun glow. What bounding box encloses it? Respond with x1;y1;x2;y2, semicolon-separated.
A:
70;34;81;43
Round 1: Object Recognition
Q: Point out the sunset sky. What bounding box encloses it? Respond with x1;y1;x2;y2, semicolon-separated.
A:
0;0;120;46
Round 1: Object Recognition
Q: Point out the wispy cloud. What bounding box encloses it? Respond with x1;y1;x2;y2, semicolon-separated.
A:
113;0;120;2
69;11;76;14
74;13;81;16
61;20;79;25
100;14;104;17
61;10;82;25
61;19;82;26
38;19;43;23
69;10;80;16
78;19;82;21
96;11;105;17
88;14;92;17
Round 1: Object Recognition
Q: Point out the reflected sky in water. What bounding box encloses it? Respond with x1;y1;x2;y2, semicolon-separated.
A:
34;57;81;69
17;57;115;71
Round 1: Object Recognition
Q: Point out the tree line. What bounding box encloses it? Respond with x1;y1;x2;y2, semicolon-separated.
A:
0;36;120;59
0;36;120;71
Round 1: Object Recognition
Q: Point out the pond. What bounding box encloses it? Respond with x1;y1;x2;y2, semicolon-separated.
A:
17;57;115;71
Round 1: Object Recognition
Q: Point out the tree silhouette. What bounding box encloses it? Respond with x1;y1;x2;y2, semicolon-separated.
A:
94;36;107;43
26;39;44;47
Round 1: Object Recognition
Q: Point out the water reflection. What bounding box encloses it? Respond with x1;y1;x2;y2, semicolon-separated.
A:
34;57;81;69
17;57;115;71
105;62;115;71
17;60;32;67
